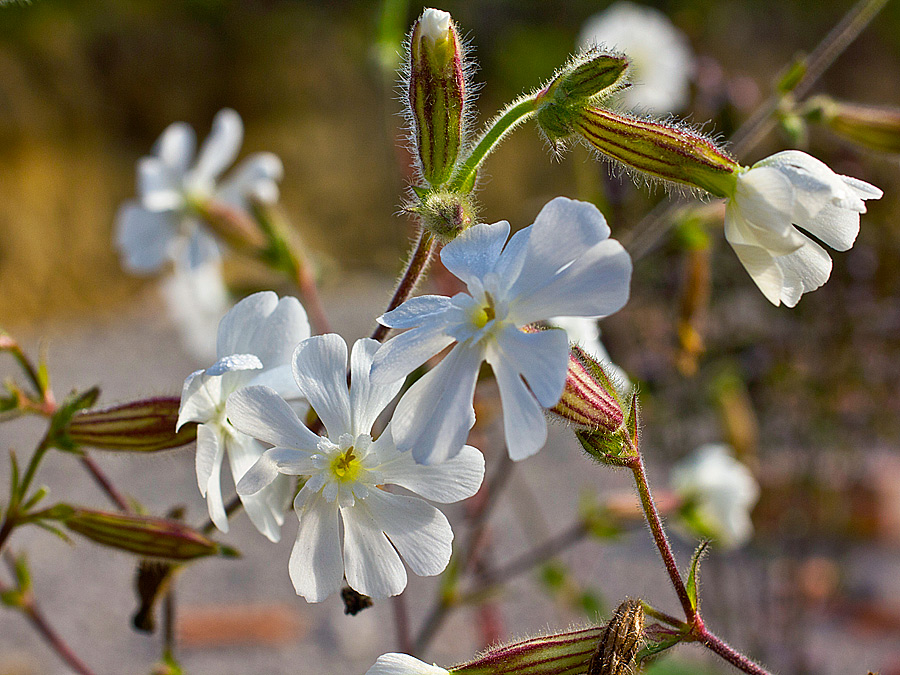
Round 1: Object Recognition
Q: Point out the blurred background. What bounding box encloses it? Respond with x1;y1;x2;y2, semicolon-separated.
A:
2;0;900;673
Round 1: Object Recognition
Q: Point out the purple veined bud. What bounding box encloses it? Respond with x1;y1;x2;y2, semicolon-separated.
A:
805;95;900;154
62;507;238;561
550;344;626;435
588;599;645;675
66;397;197;452
408;8;466;187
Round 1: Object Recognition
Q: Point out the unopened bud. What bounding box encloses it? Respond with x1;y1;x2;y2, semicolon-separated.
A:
550;344;625;433
536;50;630;139
588;599;644;675
62;508;238;561
457;625;605;675
415;189;476;241
408;8;466;187
190;197;268;253
67;397;197;452
806;95;900;154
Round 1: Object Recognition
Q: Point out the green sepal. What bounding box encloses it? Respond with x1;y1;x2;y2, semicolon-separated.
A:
776;55;807;94
49;386;101;453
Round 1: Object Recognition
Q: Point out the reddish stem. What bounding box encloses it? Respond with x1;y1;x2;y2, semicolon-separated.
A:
371;230;436;342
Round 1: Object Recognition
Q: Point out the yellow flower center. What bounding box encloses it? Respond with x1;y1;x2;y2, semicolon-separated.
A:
330;447;362;483
472;294;496;329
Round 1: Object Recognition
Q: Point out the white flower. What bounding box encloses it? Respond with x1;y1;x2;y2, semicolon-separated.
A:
366;654;450;675
550;316;630;393
671;443;759;549
115;108;283;274
724;150;882;307
578;1;694;113
370;197;632;464
419;8;452;45
227;335;485;602
176;291;310;542
160;235;230;363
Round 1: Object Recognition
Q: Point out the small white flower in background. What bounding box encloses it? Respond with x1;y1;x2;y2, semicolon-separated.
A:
578;1;694;113
550;316;630;393
366;654;450;675
671;443;759;549
228;334;485;602
115;108;283;274
160;235;230;362
724;150;882;307
371;197;632;464
177;291;310;542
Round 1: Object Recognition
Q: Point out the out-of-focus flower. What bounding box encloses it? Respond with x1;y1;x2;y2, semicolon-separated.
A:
671;443;759;549
177;292;310;542
115;108;283;274
578;1;694;113
160;236;230;362
371;197;632;464
228;335;485;602
366;654;449;675
724;150;882;307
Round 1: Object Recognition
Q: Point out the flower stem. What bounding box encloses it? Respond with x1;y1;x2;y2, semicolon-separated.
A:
700;628;774;675
371;230;437;342
290;249;332;335
79;455;131;512
627;453;697;626
448;96;539;192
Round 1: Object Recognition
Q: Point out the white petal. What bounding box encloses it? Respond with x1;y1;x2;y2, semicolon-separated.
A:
292;335;353;439
217;292;309;369
509;238;633;324
225;434;284;543
227;385;321;450
794;201;859;252
727;242;784;306
494;226;531;294
366;653;449;675
439;220;510;287
489;355;549;461
841;175;882;200
731;167;802;253
196;424;228;532
775;234;832;308
180;228;222;271
154;121;196;175
192;108;243;184
217;291;279;356
364;489;453;577
216;152;283;207
340;500;407;599
349;338;405;435
390;343;483;465
369;323;455;385
378;295;455;329
177;369;222;428
249;363;302;399
138;157;184;211
491;324;568;407
379;442;485;503
115;203;177;274
289;489;344;602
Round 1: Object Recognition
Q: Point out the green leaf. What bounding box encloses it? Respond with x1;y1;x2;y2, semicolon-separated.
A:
776;55;807;94
685;540;710;611
0;589;23;608
12;554;31;593
538;561;567;591
20;485;49;512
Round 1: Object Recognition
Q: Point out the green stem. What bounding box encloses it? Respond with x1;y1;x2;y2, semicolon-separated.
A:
448;96;539;192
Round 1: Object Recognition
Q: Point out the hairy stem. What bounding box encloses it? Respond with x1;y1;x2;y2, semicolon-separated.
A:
700;628;774;675
79;455;131;512
371;230;437;342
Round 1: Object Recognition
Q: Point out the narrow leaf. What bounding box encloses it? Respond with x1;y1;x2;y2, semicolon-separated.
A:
685;540;710;611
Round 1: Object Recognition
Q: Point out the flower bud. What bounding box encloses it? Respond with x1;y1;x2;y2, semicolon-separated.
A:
190;197;268;253
457;625;606;675
67;397;197;452
550;344;625;434
62;508;238;561
408;8;466;187
806;95;900;154
414;189;476;240
536;50;630;139
588;599;644;675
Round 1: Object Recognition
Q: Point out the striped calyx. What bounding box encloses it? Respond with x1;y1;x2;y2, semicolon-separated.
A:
550;344;625;435
572;107;740;196
455;625;606;675
409;8;466;187
67;397;197;452
588;600;645;675
805;95;900;154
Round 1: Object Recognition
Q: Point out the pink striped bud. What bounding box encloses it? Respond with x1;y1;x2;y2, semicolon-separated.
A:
67;397;196;452
550;344;625;434
457;625;605;675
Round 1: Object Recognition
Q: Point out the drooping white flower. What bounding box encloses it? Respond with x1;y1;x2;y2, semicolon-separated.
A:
370;197;632;464
578;1;694;113
671;443;759;549
724;150;882;307
227;335;485;602
115;108;283;274
177;291;310;542
160;235;230;363
366;654;450;675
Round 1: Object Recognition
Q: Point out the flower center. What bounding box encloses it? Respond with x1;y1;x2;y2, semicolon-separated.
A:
472;293;497;329
329;447;363;483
